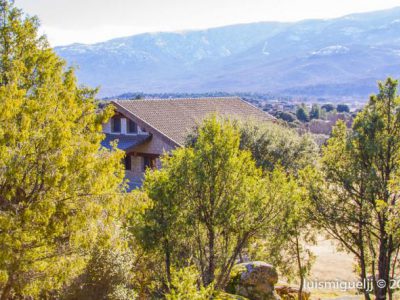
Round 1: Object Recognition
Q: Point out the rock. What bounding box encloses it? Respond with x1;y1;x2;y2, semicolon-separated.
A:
226;261;280;300
275;285;310;300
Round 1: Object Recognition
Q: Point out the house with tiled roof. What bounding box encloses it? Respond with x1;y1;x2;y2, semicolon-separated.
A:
101;97;274;188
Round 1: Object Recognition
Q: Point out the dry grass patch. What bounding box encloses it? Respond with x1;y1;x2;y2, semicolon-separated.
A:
309;238;356;282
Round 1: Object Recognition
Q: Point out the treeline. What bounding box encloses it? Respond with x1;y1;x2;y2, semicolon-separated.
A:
273;103;352;125
103;92;289;103
1;1;400;300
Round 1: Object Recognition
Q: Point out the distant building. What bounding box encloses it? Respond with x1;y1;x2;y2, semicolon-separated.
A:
101;97;274;188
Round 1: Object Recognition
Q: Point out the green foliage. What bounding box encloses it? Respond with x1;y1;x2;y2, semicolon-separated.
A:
248;168;316;289
0;1;126;297
238;121;318;174
165;266;214;300
238;121;317;291
275;111;298;123
63;245;136;300
139;116;289;292
136;164;191;286
309;104;321;120
224;264;247;295
306;78;400;300
336;104;350;113
321;104;335;112
296;104;309;123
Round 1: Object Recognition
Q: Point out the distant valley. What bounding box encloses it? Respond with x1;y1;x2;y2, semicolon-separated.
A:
56;7;400;100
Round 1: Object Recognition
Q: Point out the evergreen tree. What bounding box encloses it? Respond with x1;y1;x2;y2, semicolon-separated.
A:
137;166;190;286
309;104;321;120
296;104;309;123
63;246;137;300
306;78;400;300
239;121;317;295
0;1;125;297
239;121;318;174
321;103;335;112
139;117;288;291
336;104;350;113
275;111;297;123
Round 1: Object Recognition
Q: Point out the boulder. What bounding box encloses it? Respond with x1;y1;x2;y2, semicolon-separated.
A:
275;285;310;300
226;261;280;300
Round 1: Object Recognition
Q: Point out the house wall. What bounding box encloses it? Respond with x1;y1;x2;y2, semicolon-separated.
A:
103;114;148;135
130;155;144;177
103;122;111;134
103;105;180;189
125;170;143;190
124;134;174;183
125;153;163;189
106;107;177;155
133;133;175;155
103;107;176;159
124;155;145;189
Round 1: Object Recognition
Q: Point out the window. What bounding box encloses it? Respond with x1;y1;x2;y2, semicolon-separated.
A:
124;155;131;170
111;116;121;133
143;157;152;171
143;157;156;171
127;119;138;134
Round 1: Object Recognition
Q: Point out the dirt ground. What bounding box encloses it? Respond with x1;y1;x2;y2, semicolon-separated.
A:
309;237;357;282
307;237;362;300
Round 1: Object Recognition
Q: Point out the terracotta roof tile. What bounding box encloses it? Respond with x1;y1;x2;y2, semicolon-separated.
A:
113;97;274;146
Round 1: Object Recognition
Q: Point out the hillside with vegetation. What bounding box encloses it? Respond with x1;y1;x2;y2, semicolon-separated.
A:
2;1;400;300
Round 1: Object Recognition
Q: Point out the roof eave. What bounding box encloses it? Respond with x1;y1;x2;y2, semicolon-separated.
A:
111;100;182;148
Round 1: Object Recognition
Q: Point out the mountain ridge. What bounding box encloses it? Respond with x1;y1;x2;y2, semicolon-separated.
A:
56;6;400;100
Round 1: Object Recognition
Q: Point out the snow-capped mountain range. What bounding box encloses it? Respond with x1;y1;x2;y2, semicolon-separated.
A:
56;7;400;100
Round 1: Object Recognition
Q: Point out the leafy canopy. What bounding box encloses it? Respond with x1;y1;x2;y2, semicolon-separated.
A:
0;0;126;297
238;120;318;174
138;116;291;292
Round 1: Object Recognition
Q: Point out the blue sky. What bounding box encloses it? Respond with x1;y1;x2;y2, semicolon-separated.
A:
15;0;400;46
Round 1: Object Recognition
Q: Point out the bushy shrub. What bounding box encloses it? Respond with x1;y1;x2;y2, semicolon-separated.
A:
275;111;298;123
296;105;309;122
165;266;214;300
321;104;335;112
63;247;136;300
238;121;318;174
336;104;350;113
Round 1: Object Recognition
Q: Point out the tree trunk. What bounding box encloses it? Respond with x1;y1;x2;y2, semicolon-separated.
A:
295;235;304;300
358;218;371;300
376;233;389;300
371;255;377;298
387;237;394;300
1;275;13;300
164;239;172;286
360;253;371;300
217;233;251;289
389;247;399;300
206;227;216;286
